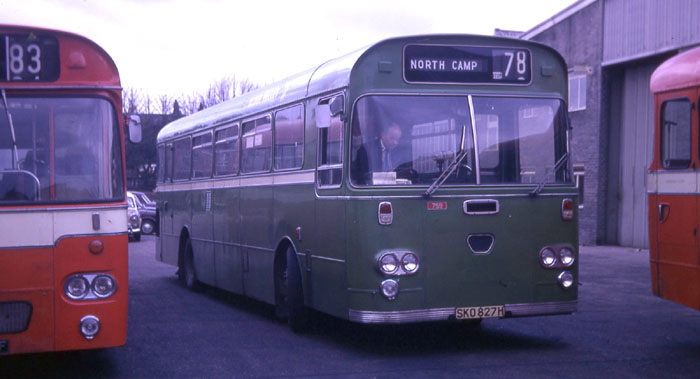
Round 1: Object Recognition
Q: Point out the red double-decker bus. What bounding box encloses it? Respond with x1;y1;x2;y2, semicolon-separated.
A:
0;24;138;355
648;46;700;311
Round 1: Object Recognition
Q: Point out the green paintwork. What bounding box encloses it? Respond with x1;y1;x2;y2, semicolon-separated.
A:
155;35;577;323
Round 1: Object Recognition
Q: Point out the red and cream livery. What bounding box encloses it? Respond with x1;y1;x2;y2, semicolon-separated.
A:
0;24;135;355
648;46;700;310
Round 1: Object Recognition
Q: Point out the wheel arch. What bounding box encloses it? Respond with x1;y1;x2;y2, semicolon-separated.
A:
273;236;306;303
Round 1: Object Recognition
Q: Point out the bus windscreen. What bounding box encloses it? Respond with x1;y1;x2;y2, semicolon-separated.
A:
350;95;568;187
0;96;124;203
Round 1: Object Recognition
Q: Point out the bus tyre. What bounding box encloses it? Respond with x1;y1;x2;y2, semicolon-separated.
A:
181;239;202;292
285;246;309;333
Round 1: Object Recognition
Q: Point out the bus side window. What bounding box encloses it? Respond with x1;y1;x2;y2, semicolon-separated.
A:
192;132;213;179
241;115;272;174
317;96;344;187
164;144;173;182
274;104;304;170
661;98;691;169
172;138;192;181
214;125;240;176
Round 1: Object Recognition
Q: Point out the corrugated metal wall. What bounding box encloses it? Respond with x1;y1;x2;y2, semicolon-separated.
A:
604;0;700;65
615;62;657;248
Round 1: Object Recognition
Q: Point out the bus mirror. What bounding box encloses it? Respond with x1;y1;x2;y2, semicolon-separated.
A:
329;95;344;117
316;104;331;128
128;114;142;143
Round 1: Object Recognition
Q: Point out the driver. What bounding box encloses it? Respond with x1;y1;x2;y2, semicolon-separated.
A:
352;122;411;184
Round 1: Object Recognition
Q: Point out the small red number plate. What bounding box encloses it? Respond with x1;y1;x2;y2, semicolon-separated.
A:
427;201;447;210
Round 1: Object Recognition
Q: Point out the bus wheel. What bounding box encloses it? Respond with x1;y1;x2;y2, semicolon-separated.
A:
285;245;309;332
181;239;202;292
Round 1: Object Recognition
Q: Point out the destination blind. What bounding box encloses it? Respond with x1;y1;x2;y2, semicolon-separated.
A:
403;44;531;85
0;33;59;82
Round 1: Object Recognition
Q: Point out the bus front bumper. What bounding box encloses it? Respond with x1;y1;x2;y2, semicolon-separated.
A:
348;300;577;324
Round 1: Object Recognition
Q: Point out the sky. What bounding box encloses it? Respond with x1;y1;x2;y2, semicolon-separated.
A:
0;0;577;99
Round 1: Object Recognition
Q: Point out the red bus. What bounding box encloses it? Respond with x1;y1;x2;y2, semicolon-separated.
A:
0;24;138;355
648;46;700;310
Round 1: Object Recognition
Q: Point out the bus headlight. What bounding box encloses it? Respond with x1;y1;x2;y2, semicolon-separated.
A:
380;279;399;300
379;253;399;274
92;274;117;298
65;275;90;300
65;273;117;300
539;248;557;267
401;253;419;273
80;315;101;340
559;248;575;267
558;271;574;289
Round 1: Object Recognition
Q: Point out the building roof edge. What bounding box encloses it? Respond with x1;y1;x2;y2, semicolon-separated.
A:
520;0;598;40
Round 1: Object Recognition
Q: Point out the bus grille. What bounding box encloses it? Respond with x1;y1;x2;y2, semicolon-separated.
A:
0;301;32;334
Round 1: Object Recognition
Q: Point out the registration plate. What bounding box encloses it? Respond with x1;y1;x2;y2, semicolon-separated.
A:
0;339;8;354
455;305;505;319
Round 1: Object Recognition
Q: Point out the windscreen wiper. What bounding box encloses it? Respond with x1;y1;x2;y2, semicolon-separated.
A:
529;152;569;197
424;95;478;198
423;149;470;198
1;89;19;169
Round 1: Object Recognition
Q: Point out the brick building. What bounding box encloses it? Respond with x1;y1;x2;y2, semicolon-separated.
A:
518;0;700;247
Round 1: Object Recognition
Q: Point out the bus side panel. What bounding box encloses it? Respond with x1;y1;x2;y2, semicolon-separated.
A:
214;185;244;294
648;193;660;296
191;189;215;286
54;235;128;351
157;191;179;266
172;190;192;260
655;193;700;309
240;185;275;303
272;182;314;275
310;197;347;318
0;247;55;354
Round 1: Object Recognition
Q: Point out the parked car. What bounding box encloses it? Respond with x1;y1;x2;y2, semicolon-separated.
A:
130;190;156;207
127;192;142;241
128;190;157;235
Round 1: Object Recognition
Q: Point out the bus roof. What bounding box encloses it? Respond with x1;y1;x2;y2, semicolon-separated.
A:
0;24;120;88
158;34;560;143
650;46;700;94
157;45;368;142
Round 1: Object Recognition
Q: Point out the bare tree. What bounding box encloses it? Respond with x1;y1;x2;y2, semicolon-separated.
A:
143;94;152;114
122;88;142;114
178;93;201;115
237;79;258;96
122;75;258;116
158;95;172;114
